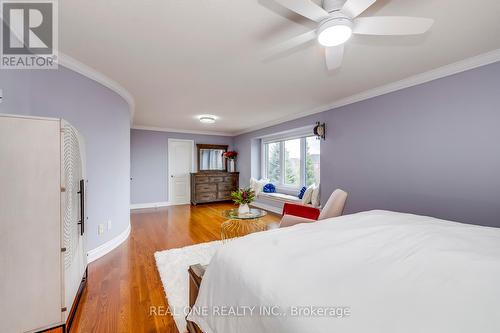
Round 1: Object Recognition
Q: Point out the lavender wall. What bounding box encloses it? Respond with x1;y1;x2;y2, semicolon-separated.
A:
234;61;500;228
130;129;233;204
0;67;131;250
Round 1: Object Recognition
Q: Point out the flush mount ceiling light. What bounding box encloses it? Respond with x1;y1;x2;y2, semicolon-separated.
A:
198;115;216;124
264;0;434;70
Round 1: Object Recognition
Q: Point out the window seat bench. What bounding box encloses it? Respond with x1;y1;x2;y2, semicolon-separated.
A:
251;192;318;215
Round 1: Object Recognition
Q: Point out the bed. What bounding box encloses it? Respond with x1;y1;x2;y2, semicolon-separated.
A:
187;210;500;333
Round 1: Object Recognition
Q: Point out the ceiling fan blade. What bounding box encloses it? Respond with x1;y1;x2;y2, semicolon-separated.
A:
341;0;377;18
273;0;330;22
325;44;344;70
353;17;434;35
263;30;317;58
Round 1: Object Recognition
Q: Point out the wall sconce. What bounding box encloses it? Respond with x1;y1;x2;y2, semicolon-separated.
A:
313;122;326;140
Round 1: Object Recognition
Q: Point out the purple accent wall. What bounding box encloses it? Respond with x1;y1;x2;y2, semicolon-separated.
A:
0;67;131;250
130;129;233;204
234;61;500;228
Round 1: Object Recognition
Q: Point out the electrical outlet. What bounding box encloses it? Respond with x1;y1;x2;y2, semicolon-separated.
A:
107;220;112;231
98;224;105;235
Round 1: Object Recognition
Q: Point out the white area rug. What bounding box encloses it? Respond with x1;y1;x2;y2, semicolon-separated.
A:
154;241;223;332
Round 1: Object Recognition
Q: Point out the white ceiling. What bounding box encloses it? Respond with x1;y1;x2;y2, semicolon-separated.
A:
59;0;500;135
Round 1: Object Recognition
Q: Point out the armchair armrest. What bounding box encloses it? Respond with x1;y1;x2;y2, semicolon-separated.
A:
282;203;320;220
279;214;316;228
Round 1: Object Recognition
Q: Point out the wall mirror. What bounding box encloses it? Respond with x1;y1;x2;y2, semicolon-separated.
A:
197;144;228;171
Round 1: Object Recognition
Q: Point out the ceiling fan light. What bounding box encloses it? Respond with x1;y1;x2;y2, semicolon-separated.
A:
317;17;353;47
318;25;352;47
198;115;216;124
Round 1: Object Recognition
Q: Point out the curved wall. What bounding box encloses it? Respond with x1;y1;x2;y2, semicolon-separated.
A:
0;66;131;251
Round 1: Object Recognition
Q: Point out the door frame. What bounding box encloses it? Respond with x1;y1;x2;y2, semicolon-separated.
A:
167;138;195;205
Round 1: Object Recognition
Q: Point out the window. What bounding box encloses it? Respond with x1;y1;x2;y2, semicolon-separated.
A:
266;142;281;183
263;135;320;190
305;136;320;186
284;139;300;187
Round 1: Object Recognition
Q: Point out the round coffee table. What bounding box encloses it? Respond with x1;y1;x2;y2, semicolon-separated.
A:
221;208;267;242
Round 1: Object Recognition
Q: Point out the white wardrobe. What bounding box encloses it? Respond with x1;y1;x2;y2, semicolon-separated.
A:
0;114;88;333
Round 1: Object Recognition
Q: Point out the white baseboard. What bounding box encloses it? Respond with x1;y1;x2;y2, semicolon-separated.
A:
87;223;131;263
130;201;172;210
251;202;282;215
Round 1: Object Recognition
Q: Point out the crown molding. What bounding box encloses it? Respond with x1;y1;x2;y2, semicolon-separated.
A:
131;125;234;136
59;48;500;137
58;53;135;121
3;15;135;119
233;48;500;136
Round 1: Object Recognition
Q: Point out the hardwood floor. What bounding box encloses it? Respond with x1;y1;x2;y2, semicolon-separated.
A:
71;203;280;333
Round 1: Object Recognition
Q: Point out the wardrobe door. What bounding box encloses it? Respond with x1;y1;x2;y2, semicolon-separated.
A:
0;116;62;332
61;122;87;320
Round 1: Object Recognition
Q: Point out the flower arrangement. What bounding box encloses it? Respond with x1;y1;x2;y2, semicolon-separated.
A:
231;187;255;205
223;151;238;160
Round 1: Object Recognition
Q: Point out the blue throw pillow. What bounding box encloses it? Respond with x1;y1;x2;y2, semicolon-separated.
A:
263;183;276;193
298;186;307;199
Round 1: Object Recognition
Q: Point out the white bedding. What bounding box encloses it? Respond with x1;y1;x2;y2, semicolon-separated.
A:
187;210;500;333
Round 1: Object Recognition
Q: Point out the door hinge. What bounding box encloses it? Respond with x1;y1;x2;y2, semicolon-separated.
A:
61;307;67;312
61;247;66;252
61;187;66;192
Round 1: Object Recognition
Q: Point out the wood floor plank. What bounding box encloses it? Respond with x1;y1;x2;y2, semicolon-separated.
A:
71;203;280;333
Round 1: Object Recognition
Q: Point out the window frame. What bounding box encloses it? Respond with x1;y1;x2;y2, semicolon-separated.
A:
261;129;319;193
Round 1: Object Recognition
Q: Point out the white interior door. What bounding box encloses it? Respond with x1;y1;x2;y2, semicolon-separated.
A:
168;139;193;205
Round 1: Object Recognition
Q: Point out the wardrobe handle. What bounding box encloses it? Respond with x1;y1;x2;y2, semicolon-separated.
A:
77;179;85;236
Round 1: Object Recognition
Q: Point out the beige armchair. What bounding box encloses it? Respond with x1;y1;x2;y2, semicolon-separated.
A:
279;189;348;228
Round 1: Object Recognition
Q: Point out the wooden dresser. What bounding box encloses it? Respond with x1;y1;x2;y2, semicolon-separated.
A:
190;172;239;205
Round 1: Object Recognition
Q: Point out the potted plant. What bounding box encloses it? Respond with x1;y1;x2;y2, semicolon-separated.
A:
223;150;238;172
231;187;255;214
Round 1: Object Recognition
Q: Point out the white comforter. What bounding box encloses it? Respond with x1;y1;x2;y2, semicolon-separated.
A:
188;210;500;333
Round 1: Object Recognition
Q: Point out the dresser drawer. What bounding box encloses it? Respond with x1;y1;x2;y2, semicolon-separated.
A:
191;171;239;204
218;191;232;199
195;176;209;183
196;192;217;202
195;183;217;192
218;183;235;192
224;176;237;183
209;176;224;183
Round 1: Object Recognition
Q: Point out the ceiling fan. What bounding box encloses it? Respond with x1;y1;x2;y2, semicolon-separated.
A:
265;0;434;70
